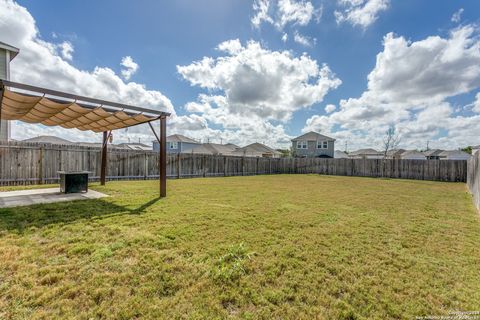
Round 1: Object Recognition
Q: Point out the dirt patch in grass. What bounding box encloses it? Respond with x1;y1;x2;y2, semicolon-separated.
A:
0;175;479;319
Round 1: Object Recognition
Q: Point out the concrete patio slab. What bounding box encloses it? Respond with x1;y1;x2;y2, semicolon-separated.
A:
0;188;108;208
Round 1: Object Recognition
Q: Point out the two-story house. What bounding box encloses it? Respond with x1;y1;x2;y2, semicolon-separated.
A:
152;134;201;153
291;132;335;158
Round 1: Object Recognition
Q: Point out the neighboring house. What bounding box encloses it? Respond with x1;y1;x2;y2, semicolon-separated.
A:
334;150;349;159
472;145;480;155
423;149;444;160
152;134;201;153
348;149;383;159
385;149;405;159
190;143;238;156
438;150;471;160
400;150;426;160
231;143;282;158
0;41;20;141
291;132;335;158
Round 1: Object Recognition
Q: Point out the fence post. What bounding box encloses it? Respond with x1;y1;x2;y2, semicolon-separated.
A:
224;156;227;177
177;153;181;179
144;152;148;180
38;146;44;185
203;155;206;177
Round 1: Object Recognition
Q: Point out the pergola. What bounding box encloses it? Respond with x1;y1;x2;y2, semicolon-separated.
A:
0;80;171;197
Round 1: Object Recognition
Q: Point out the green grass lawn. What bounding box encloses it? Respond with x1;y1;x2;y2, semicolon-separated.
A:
0;175;479;319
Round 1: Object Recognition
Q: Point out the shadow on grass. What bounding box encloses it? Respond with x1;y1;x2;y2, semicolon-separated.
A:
0;197;161;232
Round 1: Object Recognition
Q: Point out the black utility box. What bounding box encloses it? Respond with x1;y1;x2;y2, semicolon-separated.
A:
59;171;89;193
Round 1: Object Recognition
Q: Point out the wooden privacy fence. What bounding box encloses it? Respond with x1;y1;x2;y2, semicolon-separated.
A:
0;141;468;186
467;152;480;211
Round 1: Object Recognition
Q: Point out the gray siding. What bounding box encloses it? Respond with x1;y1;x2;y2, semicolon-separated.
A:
0;49;8;141
180;142;200;153
293;140;334;158
0;50;6;79
153;141;200;153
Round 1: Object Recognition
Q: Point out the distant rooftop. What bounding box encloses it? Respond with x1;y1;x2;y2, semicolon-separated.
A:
349;148;381;156
22;135;72;145
166;134;200;144
0;41;19;60
291;131;335;142
233;142;281;156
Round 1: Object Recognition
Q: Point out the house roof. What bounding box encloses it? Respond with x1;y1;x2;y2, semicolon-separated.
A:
190;143;238;155
116;143;152;151
232;142;281;156
291;131;335;142
22;135;73;145
438;150;471;157
423;149;444;157
0;41;19;60
349;148;381;156
166;134;200;144
401;150;426;158
386;148;405;157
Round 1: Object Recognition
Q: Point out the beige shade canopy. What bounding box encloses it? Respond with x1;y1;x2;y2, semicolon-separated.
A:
0;81;170;133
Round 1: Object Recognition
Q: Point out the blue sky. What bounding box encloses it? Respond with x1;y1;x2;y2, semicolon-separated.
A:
2;0;480;150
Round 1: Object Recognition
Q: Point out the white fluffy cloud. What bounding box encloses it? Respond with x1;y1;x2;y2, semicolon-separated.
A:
472;93;480;113
252;0;320;30
178;39;340;122
325;104;336;113
335;0;389;29
304;25;480;150
251;0;321;46
451;8;464;23
177;39;341;147
57;41;74;60
0;0;174;144
120;56;139;80
293;31;315;47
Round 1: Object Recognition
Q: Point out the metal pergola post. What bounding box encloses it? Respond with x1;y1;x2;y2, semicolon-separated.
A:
100;131;108;185
160;116;167;198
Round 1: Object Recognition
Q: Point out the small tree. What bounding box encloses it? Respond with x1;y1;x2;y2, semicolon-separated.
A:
461;146;472;155
383;126;401;159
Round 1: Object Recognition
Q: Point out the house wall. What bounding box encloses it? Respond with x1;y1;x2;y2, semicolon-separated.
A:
180;142;200;153
293;140;334;158
0;49;10;141
152;141;200;153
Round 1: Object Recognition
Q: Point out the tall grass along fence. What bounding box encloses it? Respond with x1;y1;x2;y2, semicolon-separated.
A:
467;152;480;211
0;141;468;186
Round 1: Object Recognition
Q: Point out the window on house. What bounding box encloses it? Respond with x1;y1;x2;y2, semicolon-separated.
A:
297;141;307;149
317;141;328;149
168;142;178;149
